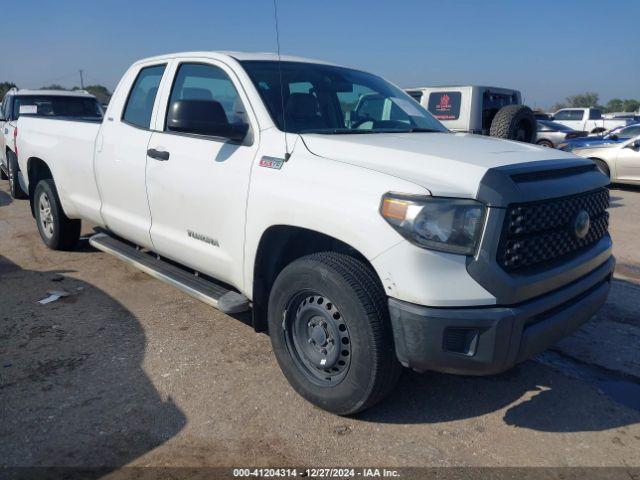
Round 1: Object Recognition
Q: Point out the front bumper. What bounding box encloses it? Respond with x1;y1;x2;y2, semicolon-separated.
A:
388;256;614;375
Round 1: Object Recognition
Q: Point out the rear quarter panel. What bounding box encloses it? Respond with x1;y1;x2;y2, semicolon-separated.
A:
17;117;103;223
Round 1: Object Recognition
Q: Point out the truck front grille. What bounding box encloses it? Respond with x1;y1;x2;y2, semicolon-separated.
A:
498;188;609;272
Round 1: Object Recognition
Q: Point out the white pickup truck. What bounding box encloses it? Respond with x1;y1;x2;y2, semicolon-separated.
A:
552;107;630;133
13;52;614;415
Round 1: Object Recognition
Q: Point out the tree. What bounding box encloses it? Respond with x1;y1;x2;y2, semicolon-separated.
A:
0;81;18;101
551;102;567;112
40;84;67;91
606;98;624;113
80;85;111;104
622;99;640;113
565;92;599;108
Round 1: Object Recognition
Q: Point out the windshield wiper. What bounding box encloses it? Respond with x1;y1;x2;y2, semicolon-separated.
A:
403;128;442;133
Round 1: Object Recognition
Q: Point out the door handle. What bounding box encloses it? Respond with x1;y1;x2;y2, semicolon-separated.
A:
147;148;170;161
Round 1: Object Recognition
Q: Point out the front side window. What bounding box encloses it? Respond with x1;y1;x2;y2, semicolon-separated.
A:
122;64;166;128
165;63;246;136
241;61;446;134
618;126;640;139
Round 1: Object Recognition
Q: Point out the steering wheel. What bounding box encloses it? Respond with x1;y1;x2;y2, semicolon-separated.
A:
350;118;373;130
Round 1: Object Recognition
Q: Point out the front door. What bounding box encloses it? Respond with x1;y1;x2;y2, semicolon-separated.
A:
145;60;258;288
616;138;640;183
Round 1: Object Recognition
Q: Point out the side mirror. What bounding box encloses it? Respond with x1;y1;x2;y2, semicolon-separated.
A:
167;99;248;142
627;140;640;150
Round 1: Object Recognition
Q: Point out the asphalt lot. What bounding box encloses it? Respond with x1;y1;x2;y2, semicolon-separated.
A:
1;179;640;470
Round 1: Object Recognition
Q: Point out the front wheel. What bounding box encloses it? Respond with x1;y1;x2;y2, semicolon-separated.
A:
34;179;81;250
268;252;401;415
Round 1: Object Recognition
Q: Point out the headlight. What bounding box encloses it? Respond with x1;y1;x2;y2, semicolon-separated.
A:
380;194;486;255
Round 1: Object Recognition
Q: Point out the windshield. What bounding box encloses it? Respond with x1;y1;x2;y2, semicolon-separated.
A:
12;95;103;121
240;61;447;134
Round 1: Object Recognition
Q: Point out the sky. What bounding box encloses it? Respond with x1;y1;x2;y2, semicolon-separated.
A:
2;0;638;109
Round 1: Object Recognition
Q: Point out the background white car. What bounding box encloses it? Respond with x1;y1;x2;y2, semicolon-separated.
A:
573;135;640;184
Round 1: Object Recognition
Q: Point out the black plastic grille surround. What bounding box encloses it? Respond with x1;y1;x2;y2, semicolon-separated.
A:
498;188;609;272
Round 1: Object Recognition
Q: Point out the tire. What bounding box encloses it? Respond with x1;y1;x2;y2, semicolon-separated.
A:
536;139;554;148
33;179;81;250
591;158;610;179
7;152;27;199
0;162;7;180
268;252;401;415
490;105;537;143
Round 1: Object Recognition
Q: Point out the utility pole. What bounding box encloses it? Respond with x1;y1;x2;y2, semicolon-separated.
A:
79;69;85;89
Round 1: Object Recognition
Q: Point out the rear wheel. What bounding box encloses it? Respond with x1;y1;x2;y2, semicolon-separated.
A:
34;179;81;250
268;252;401;415
490;105;536;143
536;139;554;148
7;152;27;199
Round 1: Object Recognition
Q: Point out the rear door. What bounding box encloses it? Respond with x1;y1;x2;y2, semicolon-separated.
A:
145;59;258;288
94;63;168;249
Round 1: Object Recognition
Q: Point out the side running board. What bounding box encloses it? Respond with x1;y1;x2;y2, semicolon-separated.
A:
89;233;250;314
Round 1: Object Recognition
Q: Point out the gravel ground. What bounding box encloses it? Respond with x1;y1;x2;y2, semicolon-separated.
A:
1;180;639;471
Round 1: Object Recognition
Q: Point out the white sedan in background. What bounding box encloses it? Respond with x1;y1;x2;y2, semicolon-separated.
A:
573;135;640;185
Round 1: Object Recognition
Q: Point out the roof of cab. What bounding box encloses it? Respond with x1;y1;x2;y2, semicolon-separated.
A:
132;51;338;66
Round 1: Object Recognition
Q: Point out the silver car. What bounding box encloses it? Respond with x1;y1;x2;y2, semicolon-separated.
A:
573;135;640;185
535;120;587;148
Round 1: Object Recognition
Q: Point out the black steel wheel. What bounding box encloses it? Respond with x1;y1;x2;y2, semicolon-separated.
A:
268;252;401;415
284;292;352;386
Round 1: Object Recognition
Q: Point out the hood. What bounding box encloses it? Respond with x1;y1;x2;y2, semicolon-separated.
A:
300;132;577;198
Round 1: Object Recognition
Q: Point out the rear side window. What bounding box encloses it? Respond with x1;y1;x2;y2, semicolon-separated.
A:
427;91;461;120
122;65;166;128
555;110;583;121
165;63;245;134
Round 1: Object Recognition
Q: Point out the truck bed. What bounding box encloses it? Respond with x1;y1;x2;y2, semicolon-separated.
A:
16;116;104;224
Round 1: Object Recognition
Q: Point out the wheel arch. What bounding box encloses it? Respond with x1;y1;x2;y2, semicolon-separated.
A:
587;156;614;180
250;225;381;333
26;157;54;216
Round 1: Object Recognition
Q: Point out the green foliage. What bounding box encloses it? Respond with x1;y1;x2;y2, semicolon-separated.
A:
606;98;624;112
0;81;18;101
622;99;640;113
566;92;600;108
552;93;640;113
40;84;67;90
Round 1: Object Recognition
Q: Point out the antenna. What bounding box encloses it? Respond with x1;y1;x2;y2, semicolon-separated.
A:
79;69;85;89
273;0;290;161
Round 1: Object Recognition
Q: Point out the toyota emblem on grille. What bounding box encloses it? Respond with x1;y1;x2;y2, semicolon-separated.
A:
573;210;591;239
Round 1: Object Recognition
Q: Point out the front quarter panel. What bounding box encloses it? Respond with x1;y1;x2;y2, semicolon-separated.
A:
243;143;429;297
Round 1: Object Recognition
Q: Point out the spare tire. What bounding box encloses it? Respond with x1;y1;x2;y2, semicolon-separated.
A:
489;105;536;143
